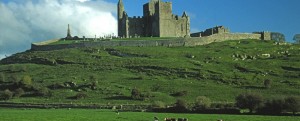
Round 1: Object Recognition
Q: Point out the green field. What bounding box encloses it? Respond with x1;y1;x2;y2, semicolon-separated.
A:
0;39;299;105
0;109;299;121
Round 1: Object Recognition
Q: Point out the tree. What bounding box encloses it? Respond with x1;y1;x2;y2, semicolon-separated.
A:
193;96;211;110
284;96;300;115
263;79;271;89
173;99;188;112
294;34;300;44
258;98;285;114
235;93;263;113
1;89;13;100
131;88;141;100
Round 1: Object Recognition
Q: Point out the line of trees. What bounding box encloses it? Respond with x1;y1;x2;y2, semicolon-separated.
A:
235;93;300;115
150;92;300;115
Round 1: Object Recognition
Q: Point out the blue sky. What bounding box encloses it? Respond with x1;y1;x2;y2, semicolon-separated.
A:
0;0;299;59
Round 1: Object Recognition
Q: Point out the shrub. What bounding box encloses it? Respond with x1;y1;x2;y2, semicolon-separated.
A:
14;88;25;98
176;99;188;109
151;101;166;109
10;75;20;84
264;79;271;89
35;87;51;97
131;88;141;100
75;92;88;99
193;96;211;110
20;75;32;88
172;99;189;113
284;96;300;115
90;81;98;90
235;93;263;113
1;89;13;100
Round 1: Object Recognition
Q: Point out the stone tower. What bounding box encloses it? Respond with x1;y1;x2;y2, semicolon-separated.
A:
118;0;190;38
118;0;125;37
66;24;72;39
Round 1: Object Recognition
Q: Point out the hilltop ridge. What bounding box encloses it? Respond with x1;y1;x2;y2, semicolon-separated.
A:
0;39;299;105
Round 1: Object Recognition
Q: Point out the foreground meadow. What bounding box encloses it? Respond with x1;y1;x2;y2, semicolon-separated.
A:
0;109;299;121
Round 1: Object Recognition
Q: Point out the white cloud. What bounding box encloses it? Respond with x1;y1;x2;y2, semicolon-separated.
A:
76;0;90;3
0;0;117;57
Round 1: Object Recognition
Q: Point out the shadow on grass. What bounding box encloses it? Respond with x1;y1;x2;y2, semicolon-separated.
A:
241;86;265;90
104;96;132;100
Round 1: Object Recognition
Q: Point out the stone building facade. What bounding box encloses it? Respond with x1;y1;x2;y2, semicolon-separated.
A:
118;0;190;38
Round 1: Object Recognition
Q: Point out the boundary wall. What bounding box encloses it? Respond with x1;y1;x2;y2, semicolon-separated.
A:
31;33;262;51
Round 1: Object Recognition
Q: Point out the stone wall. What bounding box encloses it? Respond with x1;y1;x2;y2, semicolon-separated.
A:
184;33;261;46
31;39;186;51
31;33;263;51
191;26;230;37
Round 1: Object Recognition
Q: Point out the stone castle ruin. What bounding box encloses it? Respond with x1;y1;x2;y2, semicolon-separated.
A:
118;0;190;38
31;0;286;51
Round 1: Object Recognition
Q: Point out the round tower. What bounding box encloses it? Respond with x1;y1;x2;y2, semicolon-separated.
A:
118;0;125;37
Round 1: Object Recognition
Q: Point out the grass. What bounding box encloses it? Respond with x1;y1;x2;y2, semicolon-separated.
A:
0;109;299;121
0;39;299;105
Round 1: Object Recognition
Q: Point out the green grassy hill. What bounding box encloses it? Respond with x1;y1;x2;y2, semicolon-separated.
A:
0;39;299;105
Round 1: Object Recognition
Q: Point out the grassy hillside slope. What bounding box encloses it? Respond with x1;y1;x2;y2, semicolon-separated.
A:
0;39;299;105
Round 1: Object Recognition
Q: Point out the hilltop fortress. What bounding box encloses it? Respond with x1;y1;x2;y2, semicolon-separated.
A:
118;0;190;38
31;0;285;51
